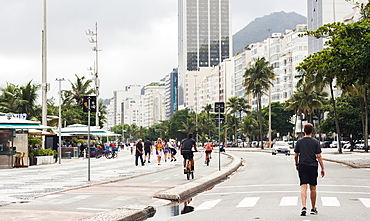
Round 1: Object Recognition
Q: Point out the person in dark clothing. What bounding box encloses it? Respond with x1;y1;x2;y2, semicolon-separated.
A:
135;139;145;166
143;138;152;163
180;133;198;172
294;123;325;216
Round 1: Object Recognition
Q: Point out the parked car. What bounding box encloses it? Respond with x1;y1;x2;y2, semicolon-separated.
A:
287;141;293;149
272;141;290;156
320;141;331;148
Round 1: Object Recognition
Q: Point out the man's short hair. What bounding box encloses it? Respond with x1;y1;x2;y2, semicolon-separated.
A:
304;123;314;135
146;137;150;140
188;133;193;138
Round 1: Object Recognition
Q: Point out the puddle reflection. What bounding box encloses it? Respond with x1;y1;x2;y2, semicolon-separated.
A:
147;198;194;220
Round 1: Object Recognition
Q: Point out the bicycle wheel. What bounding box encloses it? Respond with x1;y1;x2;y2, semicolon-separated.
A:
112;152;117;158
105;152;112;159
191;171;194;179
186;170;190;180
206;158;209;166
96;152;102;159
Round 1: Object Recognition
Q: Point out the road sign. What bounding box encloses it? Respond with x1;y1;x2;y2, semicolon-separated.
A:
214;102;225;113
214;114;225;122
83;96;97;113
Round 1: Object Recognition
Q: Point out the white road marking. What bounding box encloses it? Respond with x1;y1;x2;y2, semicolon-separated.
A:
150;199;172;206
359;198;370;208
77;208;109;211
42;194;62;199
174;174;179;177
205;190;370;196
236;197;260;208
286;159;291;162
75;195;91;199
151;180;159;183
279;197;298;206
321;197;340;207
164;177;170;180
196;199;222;210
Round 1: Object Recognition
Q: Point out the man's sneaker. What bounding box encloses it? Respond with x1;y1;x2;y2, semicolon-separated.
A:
143;160;146;163
300;207;307;216
148;161;151;163
310;208;318;215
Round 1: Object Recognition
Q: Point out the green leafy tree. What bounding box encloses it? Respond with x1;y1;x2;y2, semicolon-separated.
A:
62;74;94;106
262;102;294;139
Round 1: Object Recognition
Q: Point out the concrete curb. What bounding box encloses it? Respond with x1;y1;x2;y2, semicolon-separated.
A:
153;152;242;201
322;158;369;168
81;206;156;221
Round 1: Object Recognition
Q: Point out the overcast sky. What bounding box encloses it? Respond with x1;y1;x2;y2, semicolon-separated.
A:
0;0;306;101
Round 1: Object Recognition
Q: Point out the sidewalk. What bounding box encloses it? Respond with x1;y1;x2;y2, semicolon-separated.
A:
0;150;238;221
225;147;370;168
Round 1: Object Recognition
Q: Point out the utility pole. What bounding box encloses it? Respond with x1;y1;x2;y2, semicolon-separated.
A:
56;78;65;164
266;28;272;148
42;0;49;148
86;23;101;127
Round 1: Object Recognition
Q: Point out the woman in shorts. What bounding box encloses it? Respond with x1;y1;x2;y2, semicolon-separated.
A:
155;138;164;165
204;139;213;163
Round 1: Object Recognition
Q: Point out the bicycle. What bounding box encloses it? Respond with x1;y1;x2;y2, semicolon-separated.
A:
185;157;194;180
205;152;210;166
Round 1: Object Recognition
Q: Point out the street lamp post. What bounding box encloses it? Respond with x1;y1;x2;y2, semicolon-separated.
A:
86;23;100;127
41;0;49;148
194;74;198;145
266;28;272;148
56;78;65;164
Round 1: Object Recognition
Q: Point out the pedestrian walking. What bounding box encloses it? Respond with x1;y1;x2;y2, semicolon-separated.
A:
135;139;145;166
154;138;164;165
294;123;325;216
130;141;134;155
163;139;169;162
169;141;177;162
144;138;152;163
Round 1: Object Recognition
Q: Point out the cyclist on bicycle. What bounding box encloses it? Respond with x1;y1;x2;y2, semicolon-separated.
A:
204;139;213;163
180;133;198;173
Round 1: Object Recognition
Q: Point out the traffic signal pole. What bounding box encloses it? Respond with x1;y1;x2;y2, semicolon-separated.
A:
218;107;221;171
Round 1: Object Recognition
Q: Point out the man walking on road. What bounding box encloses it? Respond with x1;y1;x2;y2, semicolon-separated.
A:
144;138;152;163
135;139;145;166
294;123;325;216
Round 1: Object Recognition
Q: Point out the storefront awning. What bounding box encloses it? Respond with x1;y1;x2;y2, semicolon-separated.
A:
0;124;53;130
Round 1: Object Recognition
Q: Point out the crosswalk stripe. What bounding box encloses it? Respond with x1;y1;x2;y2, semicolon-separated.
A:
196;199;222;210
321;197;340;207
279;197;298;206
236;197;260;208
359;198;370;208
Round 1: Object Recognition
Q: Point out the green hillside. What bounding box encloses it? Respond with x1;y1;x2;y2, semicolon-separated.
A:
233;11;307;55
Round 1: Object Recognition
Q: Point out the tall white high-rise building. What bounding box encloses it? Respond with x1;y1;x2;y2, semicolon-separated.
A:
178;0;232;107
307;0;364;54
143;84;166;128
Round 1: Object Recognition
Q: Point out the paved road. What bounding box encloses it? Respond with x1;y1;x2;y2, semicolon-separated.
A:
169;151;370;221
0;150;232;221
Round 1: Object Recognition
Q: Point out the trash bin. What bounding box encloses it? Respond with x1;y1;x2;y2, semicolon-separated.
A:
73;147;78;158
66;152;71;158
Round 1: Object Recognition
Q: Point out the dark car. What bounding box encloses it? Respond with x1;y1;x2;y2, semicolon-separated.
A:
320;141;331;148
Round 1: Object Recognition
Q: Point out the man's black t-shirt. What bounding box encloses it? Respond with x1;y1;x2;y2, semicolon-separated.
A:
144;141;152;151
181;138;196;152
294;137;321;167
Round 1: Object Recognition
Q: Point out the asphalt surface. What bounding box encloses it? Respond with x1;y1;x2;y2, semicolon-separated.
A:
0;149;232;221
168;151;370;221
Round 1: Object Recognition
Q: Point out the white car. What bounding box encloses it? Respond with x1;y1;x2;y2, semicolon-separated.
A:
272;141;290;156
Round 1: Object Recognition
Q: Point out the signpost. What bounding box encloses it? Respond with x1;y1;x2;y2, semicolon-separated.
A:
83;96;96;181
214;102;225;171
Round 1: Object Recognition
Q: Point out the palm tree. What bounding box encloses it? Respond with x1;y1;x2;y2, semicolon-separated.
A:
243;57;275;149
63;74;94;106
241;115;259;147
0;81;41;120
237;97;251;146
226;97;238;143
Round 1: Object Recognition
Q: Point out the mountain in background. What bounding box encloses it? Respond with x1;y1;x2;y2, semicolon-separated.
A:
233;11;307;55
